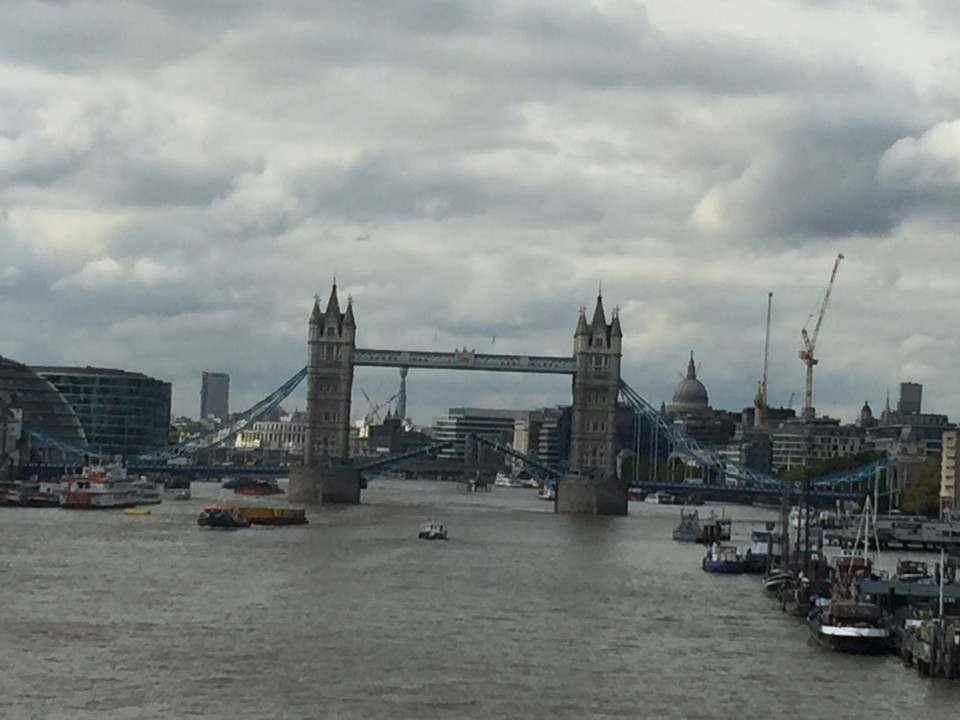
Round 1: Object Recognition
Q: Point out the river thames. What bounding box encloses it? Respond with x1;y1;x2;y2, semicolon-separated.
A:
2;481;959;719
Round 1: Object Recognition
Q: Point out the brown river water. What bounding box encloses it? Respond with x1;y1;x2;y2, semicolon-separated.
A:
2;481;959;719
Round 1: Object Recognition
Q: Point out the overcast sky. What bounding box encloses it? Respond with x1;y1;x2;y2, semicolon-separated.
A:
2;0;959;427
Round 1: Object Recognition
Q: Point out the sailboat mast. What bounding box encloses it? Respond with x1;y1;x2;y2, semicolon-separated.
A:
940;547;946;618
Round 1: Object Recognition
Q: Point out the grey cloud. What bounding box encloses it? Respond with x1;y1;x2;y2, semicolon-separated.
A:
694;105;922;242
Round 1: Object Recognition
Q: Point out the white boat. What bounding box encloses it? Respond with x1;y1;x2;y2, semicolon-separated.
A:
164;486;192;500
645;492;677;505
808;600;890;654
418;519;447;540
494;472;520;488
131;477;163;505
538;485;556;501
60;458;143;509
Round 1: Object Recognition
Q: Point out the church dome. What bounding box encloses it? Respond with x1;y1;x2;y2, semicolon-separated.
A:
667;352;709;415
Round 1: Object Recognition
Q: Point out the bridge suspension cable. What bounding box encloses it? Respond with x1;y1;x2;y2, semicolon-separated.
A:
618;379;888;496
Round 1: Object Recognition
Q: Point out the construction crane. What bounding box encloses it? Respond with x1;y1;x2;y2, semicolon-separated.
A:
754;292;773;431
360;388;399;425
799;253;844;420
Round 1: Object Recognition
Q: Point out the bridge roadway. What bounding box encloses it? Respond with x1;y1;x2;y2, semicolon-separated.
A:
352;349;577;374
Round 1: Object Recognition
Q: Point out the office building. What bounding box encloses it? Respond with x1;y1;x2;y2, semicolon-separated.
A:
33;366;172;457
200;371;230;421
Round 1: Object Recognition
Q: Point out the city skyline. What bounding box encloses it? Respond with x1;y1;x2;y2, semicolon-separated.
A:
1;2;958;425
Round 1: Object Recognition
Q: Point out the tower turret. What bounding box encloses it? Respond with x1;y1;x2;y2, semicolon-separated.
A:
571;289;621;482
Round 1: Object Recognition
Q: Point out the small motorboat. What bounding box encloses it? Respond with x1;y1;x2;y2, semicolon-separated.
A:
124;507;151;517
198;505;251;529
418;519;447;540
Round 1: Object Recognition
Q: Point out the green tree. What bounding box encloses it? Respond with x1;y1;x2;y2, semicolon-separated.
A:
899;454;941;518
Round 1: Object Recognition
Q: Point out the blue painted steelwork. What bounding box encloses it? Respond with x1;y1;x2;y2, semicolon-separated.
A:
467;433;564;483
24;426;98;459
358;442;454;475
135;366;309;462
619;379;890;496
353;349;577;374
619;379;785;492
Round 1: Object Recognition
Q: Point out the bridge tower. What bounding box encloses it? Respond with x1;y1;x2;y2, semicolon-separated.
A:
289;283;363;504
556;291;628;515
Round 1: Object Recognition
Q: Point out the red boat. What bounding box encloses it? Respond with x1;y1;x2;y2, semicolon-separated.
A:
628;488;647;502
233;479;284;497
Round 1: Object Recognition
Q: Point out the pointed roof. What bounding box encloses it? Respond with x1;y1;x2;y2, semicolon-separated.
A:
326;283;341;319
610;310;622;338
309;296;322;324
590;292;606;329
343;296;356;327
575;306;589;336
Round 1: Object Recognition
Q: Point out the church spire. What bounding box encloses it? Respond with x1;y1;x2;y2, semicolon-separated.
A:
686;351;697;379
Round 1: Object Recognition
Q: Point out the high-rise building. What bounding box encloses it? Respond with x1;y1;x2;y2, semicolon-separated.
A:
897;382;923;416
33;366;171;457
200;371;230;421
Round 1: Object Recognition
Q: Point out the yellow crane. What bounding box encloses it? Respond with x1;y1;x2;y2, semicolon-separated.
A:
799;253;844;420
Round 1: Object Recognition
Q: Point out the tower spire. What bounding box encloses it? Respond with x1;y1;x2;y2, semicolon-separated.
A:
687;351;696;379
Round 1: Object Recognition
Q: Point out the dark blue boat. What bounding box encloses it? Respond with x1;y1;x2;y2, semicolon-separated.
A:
702;544;749;574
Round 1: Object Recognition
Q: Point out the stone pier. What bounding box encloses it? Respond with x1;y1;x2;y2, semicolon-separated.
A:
288;465;363;505
555;473;629;516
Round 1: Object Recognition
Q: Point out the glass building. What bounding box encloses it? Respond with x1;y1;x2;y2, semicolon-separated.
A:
0;355;89;463
32;366;172;458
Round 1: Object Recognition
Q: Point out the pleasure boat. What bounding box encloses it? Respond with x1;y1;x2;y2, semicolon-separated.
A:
418;519;448;540
131;477;162;505
808;599;891;654
60;459;143;509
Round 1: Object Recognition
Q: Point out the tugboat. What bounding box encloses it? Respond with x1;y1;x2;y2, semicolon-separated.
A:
418;519;448;540
198;505;251;529
672;508;702;542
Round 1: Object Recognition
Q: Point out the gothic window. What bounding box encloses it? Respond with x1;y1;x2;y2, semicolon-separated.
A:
326;327;336;336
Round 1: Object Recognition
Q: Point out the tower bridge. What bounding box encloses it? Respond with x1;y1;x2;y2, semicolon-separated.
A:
289;283;626;514
116;282;879;508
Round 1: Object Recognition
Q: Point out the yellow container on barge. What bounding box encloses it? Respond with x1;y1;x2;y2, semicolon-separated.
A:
234;506;308;526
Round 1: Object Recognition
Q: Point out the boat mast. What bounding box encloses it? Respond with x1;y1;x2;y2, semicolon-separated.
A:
940;547;946;619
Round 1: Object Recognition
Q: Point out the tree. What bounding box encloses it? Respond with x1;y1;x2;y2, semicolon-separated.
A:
899;454;941;518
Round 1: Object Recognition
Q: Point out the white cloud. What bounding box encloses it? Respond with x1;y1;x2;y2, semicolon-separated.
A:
0;0;958;426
